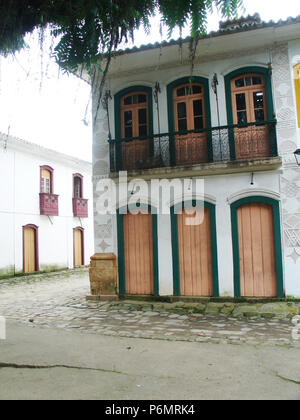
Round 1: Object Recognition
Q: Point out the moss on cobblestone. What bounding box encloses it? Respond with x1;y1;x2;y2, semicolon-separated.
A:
108;299;300;320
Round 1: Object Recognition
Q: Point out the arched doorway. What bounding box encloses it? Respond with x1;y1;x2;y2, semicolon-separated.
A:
74;228;84;267
231;197;284;298
23;225;39;273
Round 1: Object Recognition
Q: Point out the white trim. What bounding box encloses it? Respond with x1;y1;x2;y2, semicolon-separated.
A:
227;188;281;205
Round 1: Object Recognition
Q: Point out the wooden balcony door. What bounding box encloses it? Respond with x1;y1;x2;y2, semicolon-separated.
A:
173;83;208;165
121;92;150;170
231;74;269;159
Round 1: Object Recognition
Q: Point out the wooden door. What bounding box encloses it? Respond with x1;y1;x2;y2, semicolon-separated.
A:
74;229;83;267
177;206;213;296
237;202;277;297
123;213;154;295
24;227;36;273
41;169;51;193
231;74;269;159
121;92;150;170
174;83;208;165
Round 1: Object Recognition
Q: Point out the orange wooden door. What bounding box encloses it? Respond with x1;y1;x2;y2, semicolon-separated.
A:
123;213;154;295
74;229;83;267
121;92;150;170
174;83;208;165
231;74;269;159
24;227;36;273
237;202;277;297
177;206;213;296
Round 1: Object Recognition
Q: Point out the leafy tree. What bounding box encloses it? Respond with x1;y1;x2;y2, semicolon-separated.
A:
0;0;244;125
0;0;243;71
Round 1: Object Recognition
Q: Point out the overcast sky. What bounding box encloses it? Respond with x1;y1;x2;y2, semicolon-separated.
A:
0;0;298;162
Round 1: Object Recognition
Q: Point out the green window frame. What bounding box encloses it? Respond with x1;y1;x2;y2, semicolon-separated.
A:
114;86;154;170
230;196;284;298
167;77;213;164
170;200;219;297
224;66;277;160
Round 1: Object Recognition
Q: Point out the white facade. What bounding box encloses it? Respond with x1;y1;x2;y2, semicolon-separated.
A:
91;17;300;298
0;133;94;277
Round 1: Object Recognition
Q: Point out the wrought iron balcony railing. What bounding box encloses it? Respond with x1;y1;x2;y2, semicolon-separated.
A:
109;120;278;172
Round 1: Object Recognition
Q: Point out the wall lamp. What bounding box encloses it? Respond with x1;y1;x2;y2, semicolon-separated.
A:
294;149;300;166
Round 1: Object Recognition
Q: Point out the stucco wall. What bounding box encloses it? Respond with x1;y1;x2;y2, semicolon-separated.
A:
0;137;94;275
92;39;300;297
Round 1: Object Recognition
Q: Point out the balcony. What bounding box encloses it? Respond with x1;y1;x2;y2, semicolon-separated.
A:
73;198;88;218
109;120;279;173
40;193;59;216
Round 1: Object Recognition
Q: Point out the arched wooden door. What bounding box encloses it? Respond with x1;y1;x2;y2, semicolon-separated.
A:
23;225;38;273
173;83;208;165
172;203;219;297
231;73;269;159
123;213;154;295
74;228;84;267
121;92;150;170
237;202;277;297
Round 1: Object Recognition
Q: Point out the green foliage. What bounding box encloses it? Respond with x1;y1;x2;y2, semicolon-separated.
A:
0;0;244;72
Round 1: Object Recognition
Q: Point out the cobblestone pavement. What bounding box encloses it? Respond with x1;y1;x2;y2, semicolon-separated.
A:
0;269;299;348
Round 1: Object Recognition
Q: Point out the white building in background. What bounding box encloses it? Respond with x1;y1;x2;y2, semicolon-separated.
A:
90;15;300;299
0;133;94;278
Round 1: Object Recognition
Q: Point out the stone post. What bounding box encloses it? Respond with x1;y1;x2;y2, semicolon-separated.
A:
86;253;118;301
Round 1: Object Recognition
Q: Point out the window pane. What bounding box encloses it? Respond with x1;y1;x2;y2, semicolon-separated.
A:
125;127;133;138
255;109;265;122
138;108;147;125
124;96;132;105
133;95;138;104
139;125;147;137
236;93;246;111
253;91;264;109
235;78;244;88
237;111;247;125
194;117;204;130
177;87;186;97
138;94;147;103
124;111;132;126
245;76;252;86
177;102;187;119
178;119;187;131
193;100;203;116
252;76;262;85
192;85;202;94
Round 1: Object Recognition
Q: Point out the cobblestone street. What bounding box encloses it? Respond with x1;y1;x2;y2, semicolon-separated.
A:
0;269;299;348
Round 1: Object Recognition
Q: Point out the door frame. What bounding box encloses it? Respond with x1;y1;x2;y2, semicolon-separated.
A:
224;66;276;159
170;200;219;297
73;227;85;267
22;224;39;273
117;205;159;296
167;76;212;164
230;196;284;298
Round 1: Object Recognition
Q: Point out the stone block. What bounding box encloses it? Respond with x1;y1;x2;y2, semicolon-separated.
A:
87;253;118;300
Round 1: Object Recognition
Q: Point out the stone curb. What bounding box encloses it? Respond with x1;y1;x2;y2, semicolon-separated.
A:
106;300;300;319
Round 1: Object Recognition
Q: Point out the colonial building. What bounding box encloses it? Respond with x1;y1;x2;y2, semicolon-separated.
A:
0;133;93;277
90;15;300;299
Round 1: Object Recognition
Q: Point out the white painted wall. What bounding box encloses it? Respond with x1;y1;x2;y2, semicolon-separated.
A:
0;135;94;276
91;28;300;297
